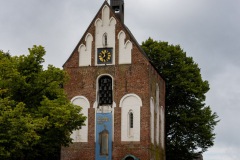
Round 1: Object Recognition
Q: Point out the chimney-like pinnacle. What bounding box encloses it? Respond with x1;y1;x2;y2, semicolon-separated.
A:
110;0;124;23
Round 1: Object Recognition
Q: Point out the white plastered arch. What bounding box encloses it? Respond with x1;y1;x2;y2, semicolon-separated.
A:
102;5;110;26
70;96;90;142
118;30;132;64
120;93;142;141
78;33;93;66
120;93;142;108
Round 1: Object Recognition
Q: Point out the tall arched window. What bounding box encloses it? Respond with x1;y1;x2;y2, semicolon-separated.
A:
128;110;134;137
129;112;133;128
98;76;113;106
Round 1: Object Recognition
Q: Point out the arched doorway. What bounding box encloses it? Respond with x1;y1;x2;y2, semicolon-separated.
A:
122;154;139;160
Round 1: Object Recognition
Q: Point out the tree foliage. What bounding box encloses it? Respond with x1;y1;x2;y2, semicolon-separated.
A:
0;46;86;160
142;38;219;160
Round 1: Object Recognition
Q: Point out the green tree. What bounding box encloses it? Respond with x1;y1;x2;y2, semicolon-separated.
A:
142;38;219;160
0;46;86;160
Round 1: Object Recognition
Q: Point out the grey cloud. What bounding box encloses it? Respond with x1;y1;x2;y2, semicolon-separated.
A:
0;0;240;159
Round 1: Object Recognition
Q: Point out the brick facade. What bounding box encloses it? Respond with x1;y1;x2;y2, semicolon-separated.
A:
61;1;165;160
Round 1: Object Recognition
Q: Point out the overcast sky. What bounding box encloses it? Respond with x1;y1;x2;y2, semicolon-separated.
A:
0;0;239;159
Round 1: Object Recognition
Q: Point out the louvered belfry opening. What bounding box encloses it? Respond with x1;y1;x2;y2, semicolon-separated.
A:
110;0;124;23
98;76;113;106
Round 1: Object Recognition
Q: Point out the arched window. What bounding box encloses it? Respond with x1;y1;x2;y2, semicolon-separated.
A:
128;110;134;137
129;112;133;128
103;32;108;46
98;76;113;106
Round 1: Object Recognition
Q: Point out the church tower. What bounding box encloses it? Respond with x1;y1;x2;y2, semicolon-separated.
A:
110;0;124;23
61;1;166;160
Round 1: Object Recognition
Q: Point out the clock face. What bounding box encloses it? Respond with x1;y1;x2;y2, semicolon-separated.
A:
97;48;112;64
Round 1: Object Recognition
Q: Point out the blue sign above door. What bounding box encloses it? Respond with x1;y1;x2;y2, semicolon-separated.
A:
96;113;112;160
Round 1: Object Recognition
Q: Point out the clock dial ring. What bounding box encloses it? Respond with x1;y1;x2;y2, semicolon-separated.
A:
97;48;113;64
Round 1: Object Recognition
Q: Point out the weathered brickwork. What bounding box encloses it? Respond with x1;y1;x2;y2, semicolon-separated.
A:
61;2;165;160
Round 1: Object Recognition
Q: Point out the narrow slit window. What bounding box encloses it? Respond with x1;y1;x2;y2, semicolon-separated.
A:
128;111;134;137
129;112;133;128
103;33;108;46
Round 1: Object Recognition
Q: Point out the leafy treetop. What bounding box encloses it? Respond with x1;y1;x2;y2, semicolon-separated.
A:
0;46;86;160
142;38;219;160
